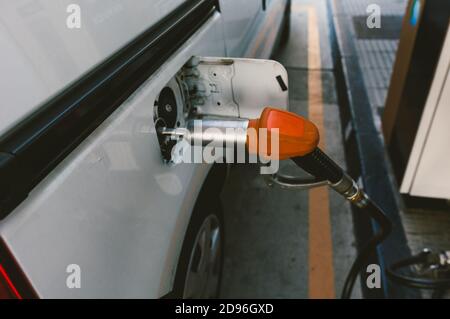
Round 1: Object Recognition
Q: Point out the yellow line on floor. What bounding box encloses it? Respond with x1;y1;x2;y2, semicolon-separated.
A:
293;3;336;299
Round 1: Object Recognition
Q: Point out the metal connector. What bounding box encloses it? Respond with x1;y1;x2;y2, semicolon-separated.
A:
159;118;249;147
438;250;450;267
263;173;328;190
329;174;369;208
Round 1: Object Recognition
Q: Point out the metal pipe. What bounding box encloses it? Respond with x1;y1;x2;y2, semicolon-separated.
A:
160;118;249;148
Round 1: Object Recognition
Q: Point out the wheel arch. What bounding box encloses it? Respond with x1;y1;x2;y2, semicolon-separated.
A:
161;163;228;298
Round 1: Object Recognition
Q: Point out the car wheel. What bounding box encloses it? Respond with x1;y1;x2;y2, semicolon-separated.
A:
173;197;224;299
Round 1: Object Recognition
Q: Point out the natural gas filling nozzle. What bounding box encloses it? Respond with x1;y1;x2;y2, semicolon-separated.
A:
160;118;250;147
161;107;392;299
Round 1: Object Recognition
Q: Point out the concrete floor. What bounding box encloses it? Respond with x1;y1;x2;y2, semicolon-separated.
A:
220;0;360;299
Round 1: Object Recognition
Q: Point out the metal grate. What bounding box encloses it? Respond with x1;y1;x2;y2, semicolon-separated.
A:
353;15;403;39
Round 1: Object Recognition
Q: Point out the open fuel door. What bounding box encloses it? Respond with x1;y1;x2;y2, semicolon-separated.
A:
181;57;289;119
154;57;289;161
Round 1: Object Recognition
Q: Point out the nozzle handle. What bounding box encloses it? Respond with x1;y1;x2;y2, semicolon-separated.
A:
292;148;344;184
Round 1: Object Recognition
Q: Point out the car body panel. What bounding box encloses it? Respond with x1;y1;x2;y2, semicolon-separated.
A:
0;11;224;299
219;0;261;57
0;0;187;137
0;0;288;298
245;0;288;58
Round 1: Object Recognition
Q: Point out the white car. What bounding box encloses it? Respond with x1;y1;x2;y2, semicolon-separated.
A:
0;0;290;298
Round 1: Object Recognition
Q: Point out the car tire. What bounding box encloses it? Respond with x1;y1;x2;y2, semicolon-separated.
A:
173;193;225;299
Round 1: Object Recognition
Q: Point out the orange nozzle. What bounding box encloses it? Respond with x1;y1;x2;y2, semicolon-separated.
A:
247;107;319;160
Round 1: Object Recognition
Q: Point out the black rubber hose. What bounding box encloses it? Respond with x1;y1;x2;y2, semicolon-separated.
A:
341;198;392;299
293;148;392;299
387;255;450;290
292;148;344;184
